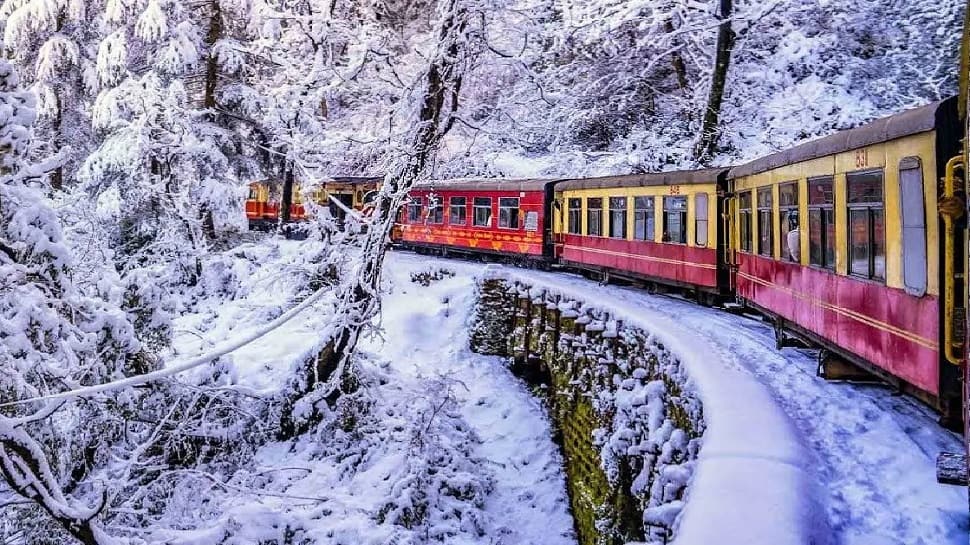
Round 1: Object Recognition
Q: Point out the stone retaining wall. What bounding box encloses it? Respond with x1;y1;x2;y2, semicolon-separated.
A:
470;278;705;545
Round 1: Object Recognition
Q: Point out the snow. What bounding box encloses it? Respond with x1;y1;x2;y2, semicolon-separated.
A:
363;262;576;544
148;241;577;545
409;254;966;545
459;259;829;545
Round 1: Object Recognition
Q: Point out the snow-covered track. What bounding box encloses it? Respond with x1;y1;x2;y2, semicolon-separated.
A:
389;251;969;545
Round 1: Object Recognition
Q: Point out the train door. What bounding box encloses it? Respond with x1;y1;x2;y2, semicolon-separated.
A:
937;0;970;494
716;173;733;294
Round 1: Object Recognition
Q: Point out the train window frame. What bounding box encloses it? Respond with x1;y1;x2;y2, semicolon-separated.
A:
663;195;687;244
633;196;655;242
587;197;603;236
567;198;582;235
898;157;927;295
738;191;753;253
807;176;835;270
473;197;492;227
695;193;709;247
609;196;628;239
846;169;886;282
428;195;444;224
778;182;799;262
407;197;423;223
757;187;773;258
498;197;521;229
449;196;467;226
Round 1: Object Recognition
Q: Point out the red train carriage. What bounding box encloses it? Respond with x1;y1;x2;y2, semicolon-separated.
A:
397;179;560;261
728;98;965;426
552;170;731;302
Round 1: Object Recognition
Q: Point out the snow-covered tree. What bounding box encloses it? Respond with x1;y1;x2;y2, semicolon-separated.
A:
0;56;140;545
0;0;101;189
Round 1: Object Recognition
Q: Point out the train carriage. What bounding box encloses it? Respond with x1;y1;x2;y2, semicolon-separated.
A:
552;170;731;300
728;98;965;424
245;176;381;229
397;179;559;260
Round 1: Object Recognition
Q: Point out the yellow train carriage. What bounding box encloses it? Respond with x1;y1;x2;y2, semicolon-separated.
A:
552;170;730;298
727;98;964;422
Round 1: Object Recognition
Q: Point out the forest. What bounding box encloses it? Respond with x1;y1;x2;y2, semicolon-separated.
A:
0;0;965;544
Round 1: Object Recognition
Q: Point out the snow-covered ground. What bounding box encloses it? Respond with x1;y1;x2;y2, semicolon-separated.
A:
164;240;967;545
160;240;576;545
388;251;967;545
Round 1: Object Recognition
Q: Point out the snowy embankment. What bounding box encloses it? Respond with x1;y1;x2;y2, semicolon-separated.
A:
397;254;827;545
160;240;575;545
389;252;967;545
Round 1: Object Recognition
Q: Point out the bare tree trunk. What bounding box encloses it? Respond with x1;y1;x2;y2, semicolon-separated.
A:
665;21;689;93
280;163;294;239
204;0;222;110
694;0;735;163
280;0;468;437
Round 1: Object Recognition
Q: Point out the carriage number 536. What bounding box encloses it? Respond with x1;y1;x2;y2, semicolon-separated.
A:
669;185;681;195
855;149;869;168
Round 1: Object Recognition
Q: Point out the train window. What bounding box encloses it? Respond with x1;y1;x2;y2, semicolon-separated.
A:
568;198;582;235
634;196;655;241
473;197;492;227
609;197;627;239
407;197;423;223
449;197;466;225
808;176;834;269
498;197;520;229
778;182;799;262
738;191;753;252
757;187;773;258
899;157;927;295
428;196;443;224
847;170;885;280
248;185;259;200
695;193;709;247
587;198;603;236
663;196;687;244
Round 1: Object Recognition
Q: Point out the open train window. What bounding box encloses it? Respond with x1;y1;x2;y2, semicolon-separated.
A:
778;182;799;262
847;169;885;281
609;197;627;238
663;196;687;244
634;196;655;241
498;197;520;229
899;157;926;295
587;198;603;236
738;191;753;252
473;197;492;227
449;196;466;225
757;187;773;257
567;198;582;234
428;195;443;224
695;193;709;247
407;197;423;223
808;176;834;269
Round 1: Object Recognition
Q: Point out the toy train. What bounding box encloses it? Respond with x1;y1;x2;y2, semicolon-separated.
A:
243;93;969;492
392;98;968;447
244;176;382;230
